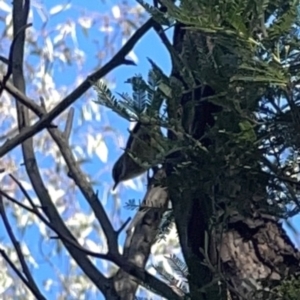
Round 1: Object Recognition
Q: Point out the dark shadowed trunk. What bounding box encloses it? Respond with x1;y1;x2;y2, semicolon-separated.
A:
165;14;300;300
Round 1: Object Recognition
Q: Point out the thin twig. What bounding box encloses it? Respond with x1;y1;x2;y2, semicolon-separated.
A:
0;17;156;158
0;195;46;300
0;188;109;259
0;189;37;213
11;0;115;295
0;23;32;96
63;107;74;140
0;55;9;64
39;96;47;111
3;78;45;117
116;217;131;236
48;128;120;254
3;6;181;298
9;174;39;210
1;178;181;300
0;250;30;290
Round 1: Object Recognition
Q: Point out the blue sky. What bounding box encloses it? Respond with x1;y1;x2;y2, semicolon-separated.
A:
1;0;300;299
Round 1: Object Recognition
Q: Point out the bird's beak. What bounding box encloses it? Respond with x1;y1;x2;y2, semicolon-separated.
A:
112;181;118;191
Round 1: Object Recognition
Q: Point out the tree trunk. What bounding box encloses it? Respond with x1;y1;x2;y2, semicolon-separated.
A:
112;170;168;299
167;20;300;300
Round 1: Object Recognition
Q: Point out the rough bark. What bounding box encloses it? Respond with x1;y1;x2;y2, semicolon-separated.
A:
166;20;226;299
112;169;169;299
220;213;300;299
166;13;300;300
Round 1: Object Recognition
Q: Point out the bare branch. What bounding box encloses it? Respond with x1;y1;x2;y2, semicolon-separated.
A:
9;0;118;298
0;195;46;300
0;23;32;96
0;189;38;214
48;126;120;253
112;252;182;300
2;4;179;298
1;186;181;300
45;103;181;299
113;169;170;299
9;174;40;210
0;55;9;64
0;250;43;298
2;86;178;293
3;80;46;117
1;20;172;296
0;187;110;259
116;217;132;236
39;96;46;110
0;17;156;158
63;107;74;140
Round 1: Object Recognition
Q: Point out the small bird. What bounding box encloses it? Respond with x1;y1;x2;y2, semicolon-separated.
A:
112;122;162;190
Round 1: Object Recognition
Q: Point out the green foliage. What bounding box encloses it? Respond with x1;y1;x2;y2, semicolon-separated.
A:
94;62;172;122
136;0;171;26
94;0;300;228
124;75;148;113
124;199;142;210
156;210;174;241
152;254;189;295
93;80;133;120
273;276;300;300
96;0;300;296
